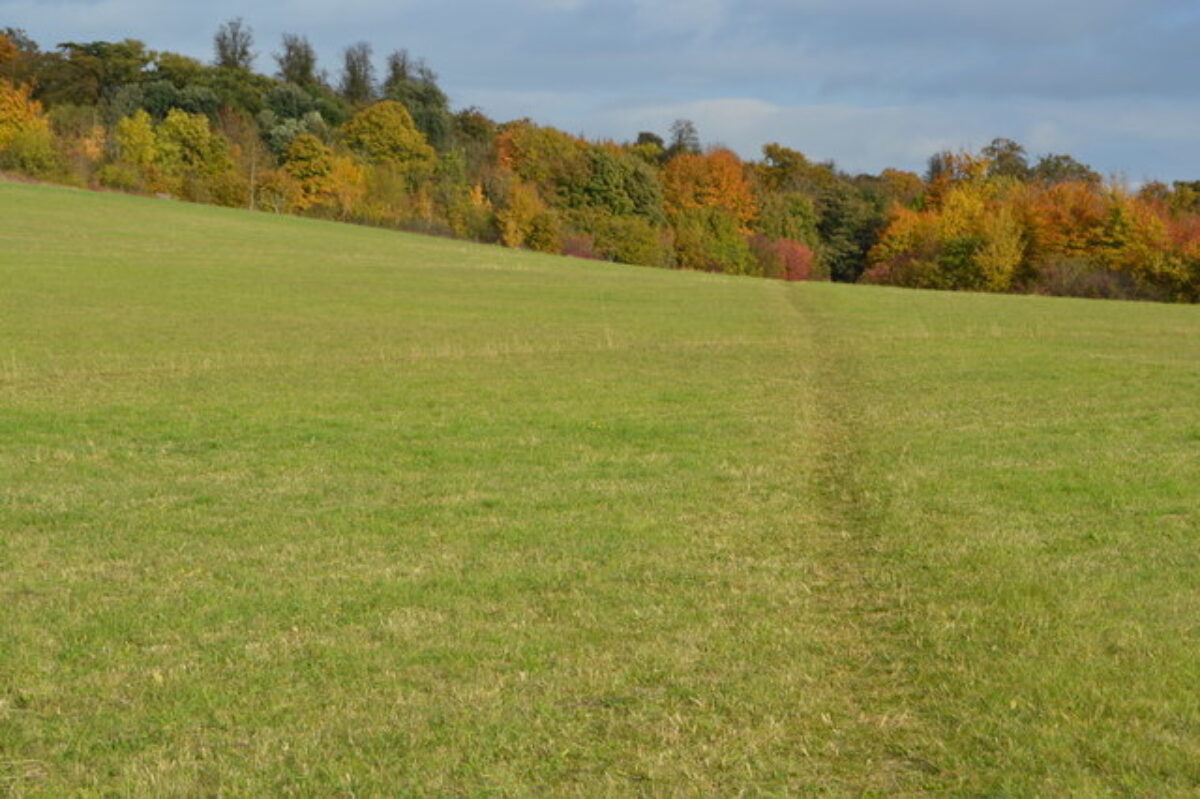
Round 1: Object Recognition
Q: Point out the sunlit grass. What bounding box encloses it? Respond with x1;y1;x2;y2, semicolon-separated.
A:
1;181;1197;794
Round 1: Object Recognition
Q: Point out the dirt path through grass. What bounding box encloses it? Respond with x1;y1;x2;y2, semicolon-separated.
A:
775;284;949;792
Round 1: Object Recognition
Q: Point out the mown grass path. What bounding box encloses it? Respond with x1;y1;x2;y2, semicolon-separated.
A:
1;181;1198;795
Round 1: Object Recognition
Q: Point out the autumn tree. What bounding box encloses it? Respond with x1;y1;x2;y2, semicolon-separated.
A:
672;207;755;274
282;132;336;209
151;51;206;87
867;166;1024;291
494;128;670;265
340;100;434;175
219;107;271;209
40;39;153;107
569;144;665;222
1021;180;1110;260
326;154;367;219
758;143;837;195
497;181;560;252
662;148;756;229
1031;153;1101;186
114;108;156;168
382;50;452;150
156;108;227;172
0;77;47;150
494;121;588;204
152;108;234;200
749;235;819;280
0;33;16;72
632;131;665;163
0;29;39;85
97;107;231;199
214;18;254;71
753;145;831;245
877;168;925;208
657;148;760;274
666;119;700;158
0;77;59;175
453;106;496;174
753;142;889;281
754;191;819;247
568;210;671;266
922;150;989;207
340;42;375;106
275;34;318;88
982;137;1030;181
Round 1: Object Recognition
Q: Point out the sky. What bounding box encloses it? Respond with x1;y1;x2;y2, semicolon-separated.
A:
3;0;1198;181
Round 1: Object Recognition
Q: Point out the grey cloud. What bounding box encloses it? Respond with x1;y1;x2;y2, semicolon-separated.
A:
2;0;1198;179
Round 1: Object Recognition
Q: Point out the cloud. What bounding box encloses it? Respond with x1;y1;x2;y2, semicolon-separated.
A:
452;89;1200;181
2;0;1198;179
628;0;728;39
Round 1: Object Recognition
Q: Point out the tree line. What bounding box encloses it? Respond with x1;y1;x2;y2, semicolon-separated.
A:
2;21;1198;301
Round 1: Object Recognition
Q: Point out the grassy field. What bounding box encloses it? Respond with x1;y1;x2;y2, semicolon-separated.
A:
1;180;1198;795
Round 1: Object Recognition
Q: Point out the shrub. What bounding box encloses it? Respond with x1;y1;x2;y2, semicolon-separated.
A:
255;168;303;213
1030;256;1158;301
0;125;63;178
749;235;820;281
95;163;143;192
561;233;601;260
568;209;673;267
672;207;755;274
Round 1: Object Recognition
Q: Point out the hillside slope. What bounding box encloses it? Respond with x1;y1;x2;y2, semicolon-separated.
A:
2;182;1198;794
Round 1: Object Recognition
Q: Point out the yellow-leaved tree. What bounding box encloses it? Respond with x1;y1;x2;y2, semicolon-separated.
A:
99;109;159;191
115;110;157;166
283;133;336;210
866;155;1026;291
341;101;434;175
340;101;436;222
497;180;560;252
0;78;59;175
104;109;235;199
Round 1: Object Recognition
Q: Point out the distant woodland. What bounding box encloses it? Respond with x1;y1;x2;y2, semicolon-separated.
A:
3;21;1198;301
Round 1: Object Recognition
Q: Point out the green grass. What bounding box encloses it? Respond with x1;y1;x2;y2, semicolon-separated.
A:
1;181;1198;795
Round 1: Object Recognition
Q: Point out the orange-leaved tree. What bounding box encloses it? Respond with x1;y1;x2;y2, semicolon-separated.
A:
1098;191;1193;298
493;121;588;205
662;148;757;230
1020;180;1110;261
0;77;49;151
0;77;60;176
0;34;17;72
866;163;1025;291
